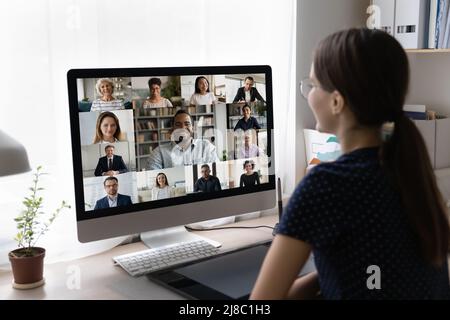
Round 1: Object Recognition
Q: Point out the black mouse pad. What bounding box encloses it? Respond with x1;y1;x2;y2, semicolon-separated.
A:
147;242;316;300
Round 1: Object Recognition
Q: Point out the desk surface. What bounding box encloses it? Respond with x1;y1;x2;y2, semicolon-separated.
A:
0;215;277;300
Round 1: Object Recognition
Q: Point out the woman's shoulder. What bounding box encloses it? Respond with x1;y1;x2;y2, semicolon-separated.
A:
301;163;344;186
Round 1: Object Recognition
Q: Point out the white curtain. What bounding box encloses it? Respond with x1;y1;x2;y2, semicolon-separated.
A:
0;0;296;267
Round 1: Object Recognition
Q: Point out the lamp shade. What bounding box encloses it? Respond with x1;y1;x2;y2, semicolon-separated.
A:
0;129;31;177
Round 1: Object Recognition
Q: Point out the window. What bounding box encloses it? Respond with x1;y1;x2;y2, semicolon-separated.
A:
0;0;296;266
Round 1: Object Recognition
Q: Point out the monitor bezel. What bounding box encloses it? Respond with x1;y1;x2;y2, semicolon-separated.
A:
68;65;275;223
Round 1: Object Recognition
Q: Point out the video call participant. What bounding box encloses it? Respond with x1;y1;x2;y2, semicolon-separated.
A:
93;111;124;144
233;76;265;104
142;77;173;109
94;176;132;210
151;173;174;200
90;78;125;112
238;131;264;159
147;110;219;169
94;145;128;177
189;76;217;106
194;164;222;193
234;104;262;131
239;160;260;187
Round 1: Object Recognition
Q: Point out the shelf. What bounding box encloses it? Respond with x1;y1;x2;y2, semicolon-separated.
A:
138;139;171;144
136;129;158;132
136;113;213;119
137;115;170;119
406;49;450;54
193;113;214;116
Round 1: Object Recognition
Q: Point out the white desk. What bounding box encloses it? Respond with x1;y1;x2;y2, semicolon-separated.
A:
0;215;277;300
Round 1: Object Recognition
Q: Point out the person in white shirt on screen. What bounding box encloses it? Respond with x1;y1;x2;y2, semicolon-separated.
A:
142;77;173;109
151;173;175;200
93;111;125;144
94;145;128;177
189;76;216;106
237;131;264;159
147;110;219;169
90;78;125;112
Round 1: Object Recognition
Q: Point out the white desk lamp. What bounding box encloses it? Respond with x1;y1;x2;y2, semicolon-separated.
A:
0;129;30;176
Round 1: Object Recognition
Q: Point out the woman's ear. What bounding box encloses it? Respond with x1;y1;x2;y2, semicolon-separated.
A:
330;90;345;115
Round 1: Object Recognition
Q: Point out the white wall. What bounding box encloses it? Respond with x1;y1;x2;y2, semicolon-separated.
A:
296;0;370;183
0;0;297;266
406;53;450;116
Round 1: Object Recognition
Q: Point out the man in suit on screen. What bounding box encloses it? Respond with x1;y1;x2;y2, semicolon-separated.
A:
233;76;265;103
94;176;132;210
94;144;128;176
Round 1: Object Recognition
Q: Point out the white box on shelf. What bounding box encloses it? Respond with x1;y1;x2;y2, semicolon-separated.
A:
372;0;396;36
395;0;430;49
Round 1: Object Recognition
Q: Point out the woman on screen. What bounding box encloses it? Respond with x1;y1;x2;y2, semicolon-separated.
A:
90;78;125;112
142;78;173;109
251;29;450;300
151;173;174;200
239;160;260;188
189;76;216;106
93;111;124;144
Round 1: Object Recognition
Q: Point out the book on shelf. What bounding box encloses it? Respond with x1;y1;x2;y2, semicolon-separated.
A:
429;0;450;48
404;104;427;120
403;104;446;120
405;111;428;120
137;119;157;130
160;118;172;128
139;145;153;154
160;130;171;141
188;106;196;114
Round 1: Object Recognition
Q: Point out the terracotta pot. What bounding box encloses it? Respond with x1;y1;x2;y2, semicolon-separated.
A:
8;247;45;285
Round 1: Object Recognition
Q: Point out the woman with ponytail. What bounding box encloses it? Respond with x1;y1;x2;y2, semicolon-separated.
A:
251;28;450;300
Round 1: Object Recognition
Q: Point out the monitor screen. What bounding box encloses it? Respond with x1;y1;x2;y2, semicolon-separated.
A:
68;66;275;242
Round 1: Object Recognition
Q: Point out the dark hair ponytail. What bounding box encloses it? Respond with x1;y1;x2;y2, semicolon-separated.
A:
383;115;449;266
314;28;449;267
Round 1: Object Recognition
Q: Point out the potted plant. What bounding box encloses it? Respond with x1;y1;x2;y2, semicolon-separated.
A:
8;166;70;289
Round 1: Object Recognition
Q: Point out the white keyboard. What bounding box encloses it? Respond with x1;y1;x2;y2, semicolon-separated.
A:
113;240;221;277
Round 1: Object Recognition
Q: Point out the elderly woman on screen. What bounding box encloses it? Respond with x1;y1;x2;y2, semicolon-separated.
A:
142;78;173;109
90;78;125;112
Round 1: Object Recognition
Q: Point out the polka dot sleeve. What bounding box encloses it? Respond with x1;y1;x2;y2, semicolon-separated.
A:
277;165;346;249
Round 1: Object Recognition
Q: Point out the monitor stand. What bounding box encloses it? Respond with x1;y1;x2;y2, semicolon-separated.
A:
140;226;222;249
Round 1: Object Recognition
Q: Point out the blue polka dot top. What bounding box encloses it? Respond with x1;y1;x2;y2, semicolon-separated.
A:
278;147;450;299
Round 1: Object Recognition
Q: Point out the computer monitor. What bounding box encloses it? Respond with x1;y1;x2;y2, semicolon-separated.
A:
68;66;275;246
